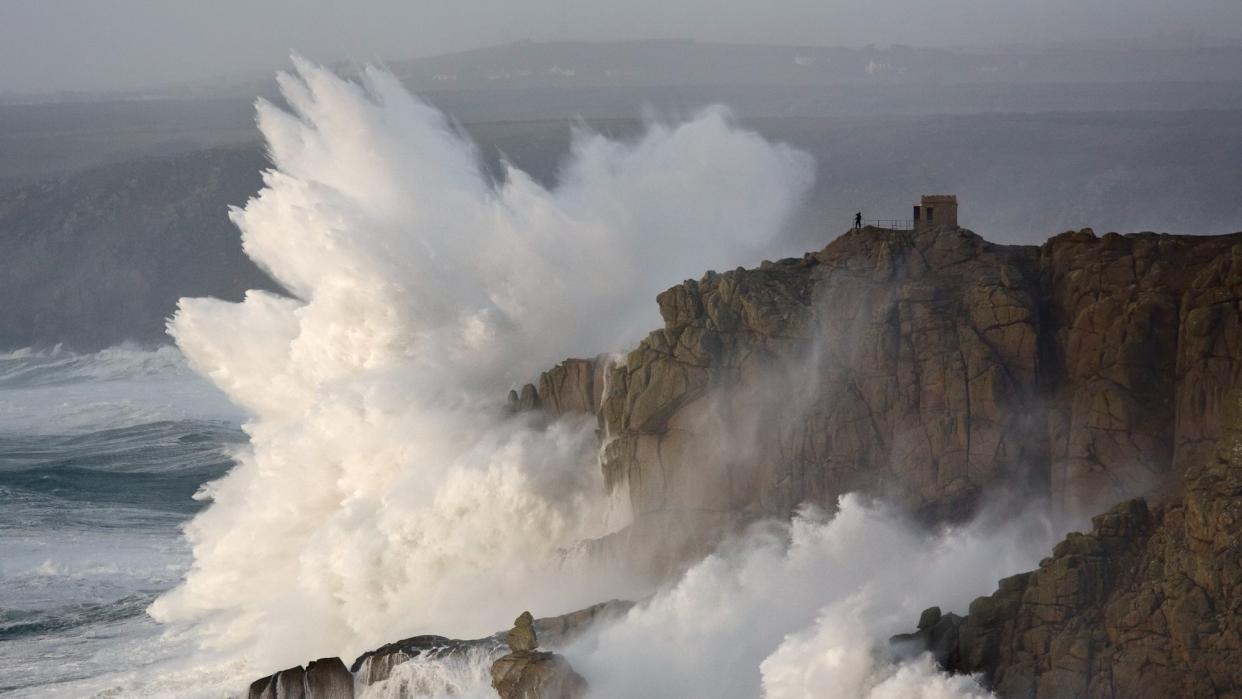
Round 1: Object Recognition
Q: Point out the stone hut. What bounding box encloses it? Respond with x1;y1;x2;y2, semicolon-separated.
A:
913;195;958;231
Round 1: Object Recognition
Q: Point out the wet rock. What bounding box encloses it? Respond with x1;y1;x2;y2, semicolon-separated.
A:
248;665;304;699
304;658;353;698
890;607;964;668
351;635;485;685
490;650;587;699
248;657;353;698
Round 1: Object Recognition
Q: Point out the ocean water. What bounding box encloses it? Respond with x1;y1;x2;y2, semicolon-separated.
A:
0;346;242;696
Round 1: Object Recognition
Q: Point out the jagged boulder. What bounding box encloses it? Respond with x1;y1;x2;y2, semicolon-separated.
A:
248;657;353;699
491;611;587;699
507;611;539;652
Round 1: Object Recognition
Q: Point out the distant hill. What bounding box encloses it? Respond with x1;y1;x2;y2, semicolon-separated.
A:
7;38;1242;105
2;110;1241;350
5;39;1242;193
0;148;278;350
384;38;1242;91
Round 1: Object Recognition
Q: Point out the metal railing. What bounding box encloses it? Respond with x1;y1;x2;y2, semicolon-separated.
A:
860;219;914;230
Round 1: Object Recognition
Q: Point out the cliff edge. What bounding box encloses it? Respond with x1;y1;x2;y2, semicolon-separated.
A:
521;225;1242;577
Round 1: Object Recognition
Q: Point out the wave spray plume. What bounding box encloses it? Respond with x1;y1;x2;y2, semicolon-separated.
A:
151;55;815;676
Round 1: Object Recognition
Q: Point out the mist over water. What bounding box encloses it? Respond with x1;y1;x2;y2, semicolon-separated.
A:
574;496;1052;699
89;58;1060;696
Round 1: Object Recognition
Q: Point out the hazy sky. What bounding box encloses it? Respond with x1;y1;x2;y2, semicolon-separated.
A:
2;0;1241;93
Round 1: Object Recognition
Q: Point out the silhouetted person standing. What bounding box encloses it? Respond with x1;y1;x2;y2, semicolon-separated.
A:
854;212;862;229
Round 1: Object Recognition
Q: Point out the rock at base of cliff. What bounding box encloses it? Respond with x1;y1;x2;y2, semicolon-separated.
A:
490;651;587;699
248;656;354;698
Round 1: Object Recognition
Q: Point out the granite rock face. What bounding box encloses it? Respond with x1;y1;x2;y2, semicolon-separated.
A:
900;387;1242;698
1040;230;1242;517
526;227;1242;575
509;357;608;417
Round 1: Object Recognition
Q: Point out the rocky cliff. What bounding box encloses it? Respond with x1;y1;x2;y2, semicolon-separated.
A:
246;224;1242;697
519;226;1242;576
898;386;1242;697
510;224;1242;697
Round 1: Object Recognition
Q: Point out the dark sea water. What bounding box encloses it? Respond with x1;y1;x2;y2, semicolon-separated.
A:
0;347;242;696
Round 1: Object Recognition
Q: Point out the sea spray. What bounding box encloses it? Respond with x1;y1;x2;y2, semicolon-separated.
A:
150;56;814;676
565;494;1052;699
146;57;1055;699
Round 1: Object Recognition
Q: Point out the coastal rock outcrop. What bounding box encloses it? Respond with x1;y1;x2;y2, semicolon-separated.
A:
525;226;1242;578
243;225;1242;698
247;601;629;697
